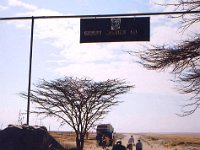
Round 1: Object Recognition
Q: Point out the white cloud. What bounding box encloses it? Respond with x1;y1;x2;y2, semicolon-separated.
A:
17;8;62;16
6;4;198;97
151;25;181;45
0;5;8;11
7;9;66;31
149;0;177;12
8;0;37;10
149;0;166;11
53;56;176;96
13;9;181;97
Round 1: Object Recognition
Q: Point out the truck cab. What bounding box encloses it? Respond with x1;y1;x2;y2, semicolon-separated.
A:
96;124;114;147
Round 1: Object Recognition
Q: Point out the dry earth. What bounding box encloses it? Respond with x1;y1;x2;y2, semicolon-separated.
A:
138;133;200;150
50;132;200;150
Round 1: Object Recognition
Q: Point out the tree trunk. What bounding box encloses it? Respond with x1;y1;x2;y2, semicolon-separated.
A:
75;133;85;150
76;136;81;150
80;134;85;150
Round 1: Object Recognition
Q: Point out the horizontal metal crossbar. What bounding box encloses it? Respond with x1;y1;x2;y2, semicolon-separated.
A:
0;10;200;21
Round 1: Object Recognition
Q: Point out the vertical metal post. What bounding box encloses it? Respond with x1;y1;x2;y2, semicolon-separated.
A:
27;17;34;125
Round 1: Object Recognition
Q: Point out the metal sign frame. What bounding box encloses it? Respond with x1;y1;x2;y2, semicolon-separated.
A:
0;10;199;125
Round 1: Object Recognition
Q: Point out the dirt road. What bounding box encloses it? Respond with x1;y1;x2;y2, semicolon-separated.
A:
57;132;200;150
84;133;179;150
84;133;146;150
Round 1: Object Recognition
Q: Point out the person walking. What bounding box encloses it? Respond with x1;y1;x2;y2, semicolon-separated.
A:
136;139;142;150
127;135;134;150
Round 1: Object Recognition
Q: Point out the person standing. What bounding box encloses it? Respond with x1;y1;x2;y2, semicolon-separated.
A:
127;135;134;150
136;139;142;150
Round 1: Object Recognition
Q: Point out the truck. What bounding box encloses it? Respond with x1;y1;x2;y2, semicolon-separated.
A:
96;124;115;147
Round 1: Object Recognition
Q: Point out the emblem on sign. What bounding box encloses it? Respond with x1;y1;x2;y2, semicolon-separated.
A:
111;18;121;30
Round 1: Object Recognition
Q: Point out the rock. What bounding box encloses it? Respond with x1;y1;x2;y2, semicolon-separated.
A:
0;124;64;150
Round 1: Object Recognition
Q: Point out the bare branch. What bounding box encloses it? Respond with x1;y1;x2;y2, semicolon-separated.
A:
158;0;200;30
135;34;200;116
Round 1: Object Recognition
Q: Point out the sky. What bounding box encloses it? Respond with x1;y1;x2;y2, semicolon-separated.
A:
0;0;200;133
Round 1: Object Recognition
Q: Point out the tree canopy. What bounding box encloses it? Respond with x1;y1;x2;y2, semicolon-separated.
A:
21;77;133;149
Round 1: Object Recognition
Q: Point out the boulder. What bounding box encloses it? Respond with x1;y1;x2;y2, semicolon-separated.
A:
0;124;64;150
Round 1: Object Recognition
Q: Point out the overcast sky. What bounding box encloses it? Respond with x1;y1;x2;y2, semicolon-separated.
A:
0;0;200;133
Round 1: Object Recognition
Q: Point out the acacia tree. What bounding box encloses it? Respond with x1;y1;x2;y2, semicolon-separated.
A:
136;0;200;116
21;77;133;150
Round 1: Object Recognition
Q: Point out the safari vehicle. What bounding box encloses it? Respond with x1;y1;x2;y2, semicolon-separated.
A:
96;124;114;147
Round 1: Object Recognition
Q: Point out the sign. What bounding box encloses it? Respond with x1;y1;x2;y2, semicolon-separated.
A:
80;17;150;43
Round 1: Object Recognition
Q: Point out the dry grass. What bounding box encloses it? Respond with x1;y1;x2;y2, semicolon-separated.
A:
49;131;97;150
139;133;200;148
49;131;200;150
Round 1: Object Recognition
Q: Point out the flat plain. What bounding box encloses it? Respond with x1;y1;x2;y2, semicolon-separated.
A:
137;133;200;150
50;131;200;150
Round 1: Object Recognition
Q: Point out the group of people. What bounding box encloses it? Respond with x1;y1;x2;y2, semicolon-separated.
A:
112;135;142;150
127;135;142;150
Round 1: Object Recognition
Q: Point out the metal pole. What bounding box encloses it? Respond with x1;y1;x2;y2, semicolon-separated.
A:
0;10;200;21
27;17;34;125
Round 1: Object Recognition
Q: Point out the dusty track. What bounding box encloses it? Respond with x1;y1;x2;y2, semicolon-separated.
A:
84;133;200;150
